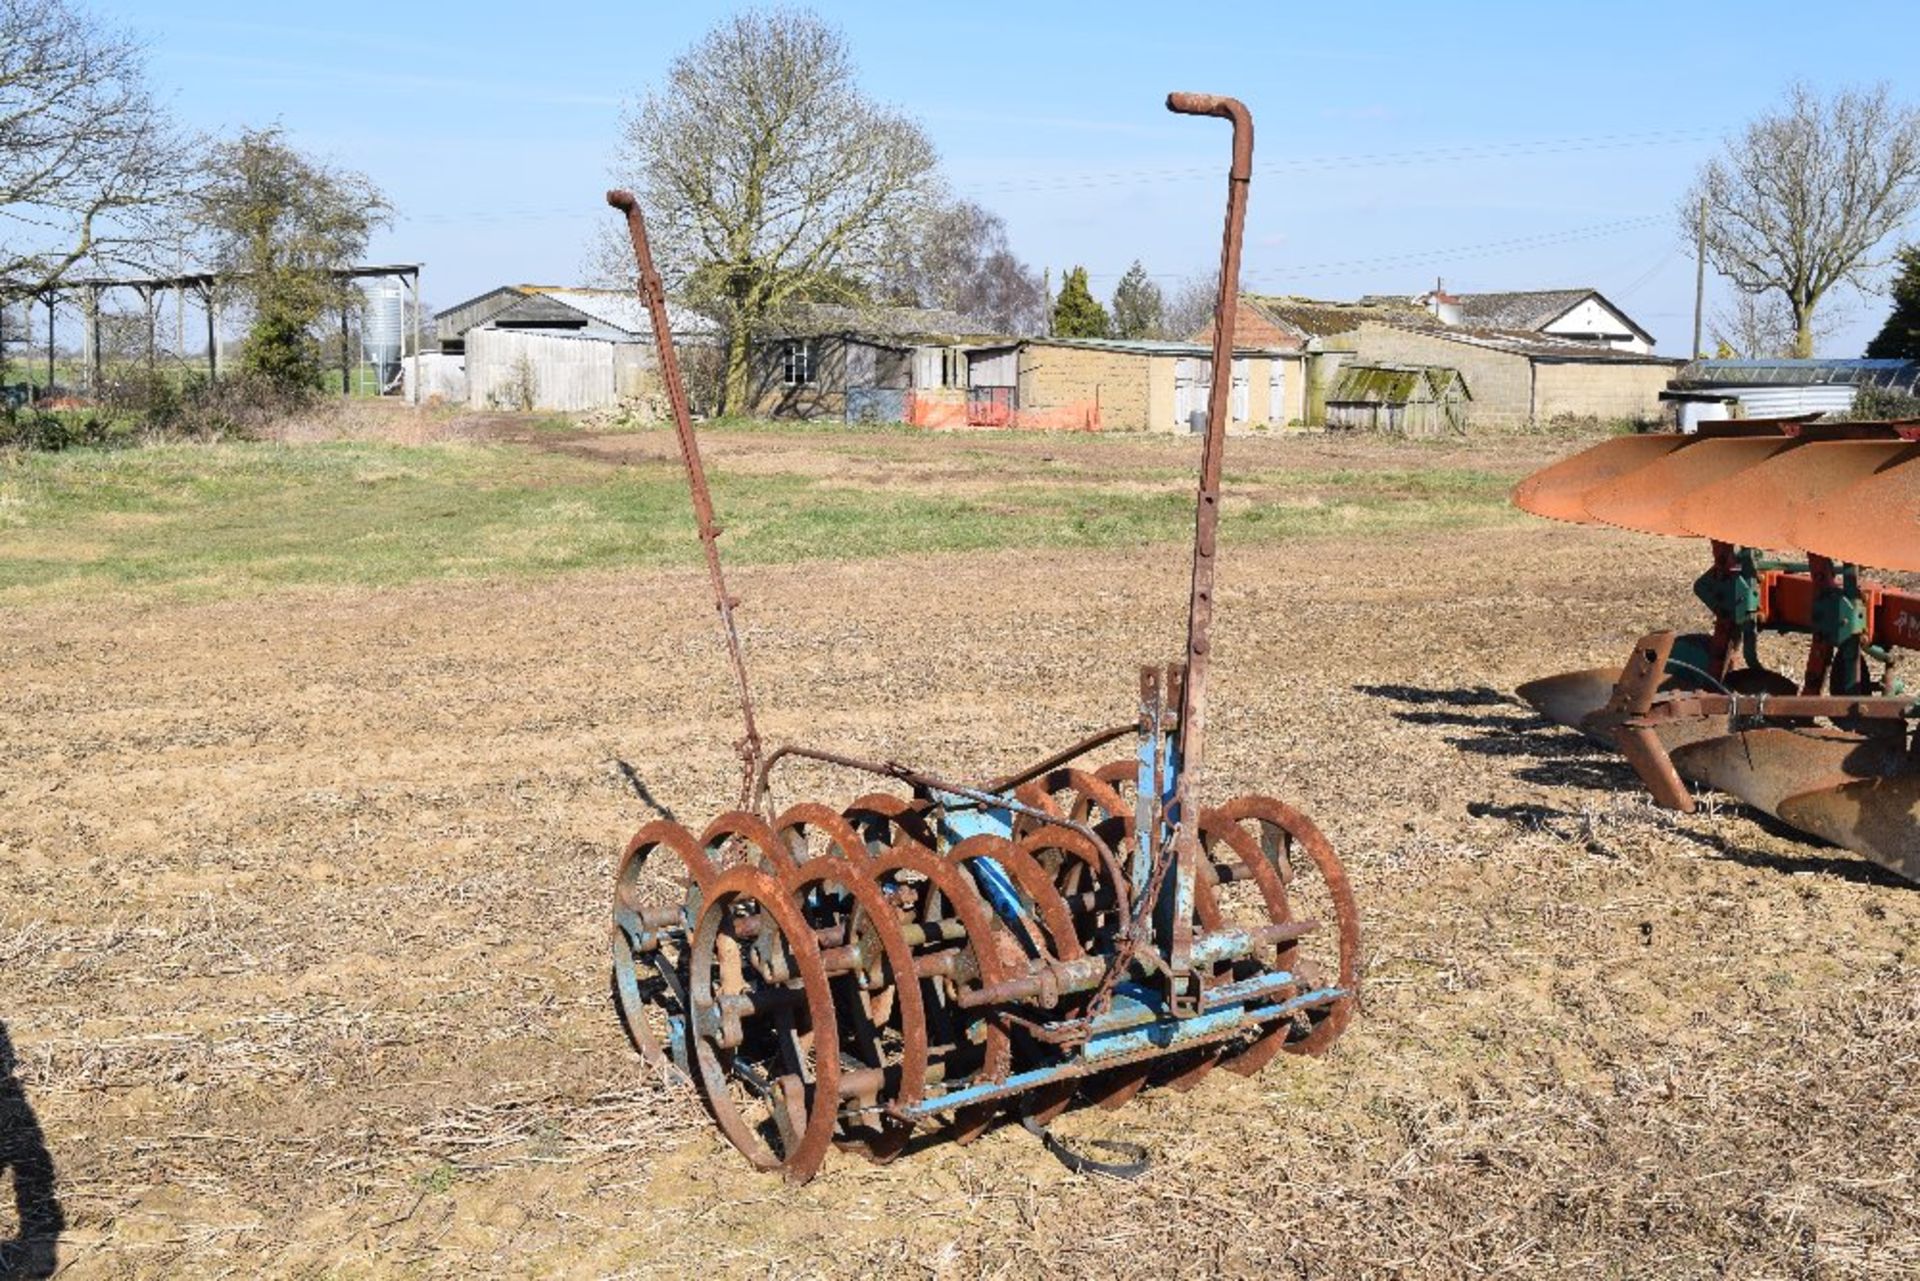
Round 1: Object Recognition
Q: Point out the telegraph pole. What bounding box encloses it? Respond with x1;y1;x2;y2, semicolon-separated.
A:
1692;196;1707;358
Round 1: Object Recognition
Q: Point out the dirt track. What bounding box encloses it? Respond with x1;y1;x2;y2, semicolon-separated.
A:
2;433;1917;1278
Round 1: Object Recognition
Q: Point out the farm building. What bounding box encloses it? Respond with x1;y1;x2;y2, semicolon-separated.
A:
954;337;1307;433
1194;286;1665;427
746;303;1000;421
1318;321;1680;430
1205;287;1657;357
1325;363;1470;435
1199;295;1427;351
1660;358;1920;429
1415;287;1655;353
434;285;720;413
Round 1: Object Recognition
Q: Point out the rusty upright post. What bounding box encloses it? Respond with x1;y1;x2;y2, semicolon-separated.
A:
1162;92;1253;995
607;190;765;805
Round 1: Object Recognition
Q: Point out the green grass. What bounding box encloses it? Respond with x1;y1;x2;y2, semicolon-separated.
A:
0;438;1522;605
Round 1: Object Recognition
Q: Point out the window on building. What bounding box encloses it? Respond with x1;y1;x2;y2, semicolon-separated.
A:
782;340;814;387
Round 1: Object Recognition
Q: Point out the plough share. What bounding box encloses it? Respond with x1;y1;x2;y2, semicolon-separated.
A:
1515;417;1920;882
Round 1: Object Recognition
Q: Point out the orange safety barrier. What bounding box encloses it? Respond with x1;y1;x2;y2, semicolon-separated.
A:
903;393;1103;432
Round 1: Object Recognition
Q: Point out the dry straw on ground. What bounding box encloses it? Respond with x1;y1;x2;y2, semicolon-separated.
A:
1;425;1915;1277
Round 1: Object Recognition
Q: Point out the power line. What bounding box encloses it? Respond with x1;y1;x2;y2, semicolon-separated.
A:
956;127;1717;195
1074;215;1670;284
392;127;1718;227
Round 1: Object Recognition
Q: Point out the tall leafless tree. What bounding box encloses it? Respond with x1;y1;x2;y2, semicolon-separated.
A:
1159;271;1222;341
0;0;193;295
878;199;1046;334
611;8;943;413
1686;82;1920;358
1709;288;1842;359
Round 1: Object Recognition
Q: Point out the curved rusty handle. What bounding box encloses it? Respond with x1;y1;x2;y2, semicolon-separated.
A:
607;188;765;807
1165;93;1254;179
1159;92;1254;985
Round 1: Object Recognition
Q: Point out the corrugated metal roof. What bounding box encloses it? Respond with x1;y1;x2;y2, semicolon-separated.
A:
437;285;717;339
1245;295;1428;338
435;285;530;340
1370;321;1680;364
517;287;718;338
1673;358;1919;390
1264;288;1654;347
1452;289;1594;331
1019;336;1295;357
759;301;1000;341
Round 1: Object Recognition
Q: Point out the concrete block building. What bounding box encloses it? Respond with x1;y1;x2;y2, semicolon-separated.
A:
956;337;1306;432
1325;322;1678;430
1199;286;1675;429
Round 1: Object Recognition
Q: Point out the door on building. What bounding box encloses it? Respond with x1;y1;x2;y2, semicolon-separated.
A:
1174;356;1210;430
1268;360;1286;424
1231;358;1250;423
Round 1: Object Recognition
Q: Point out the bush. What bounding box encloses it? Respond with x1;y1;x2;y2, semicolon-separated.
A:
1850;384;1920;420
0;407;118;451
0;371;308;452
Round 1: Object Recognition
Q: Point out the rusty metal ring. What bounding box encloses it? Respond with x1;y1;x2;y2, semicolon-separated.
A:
1020;821;1133;921
1092;758;1137;794
782;855;929;1162
686;865;842;1184
947;834;1086;963
611;820;716;1076
702;810;800;879
869;840;1013;1144
773;801;871;868
1206;795;1360;1058
1015;767;1131;831
842;791;937;856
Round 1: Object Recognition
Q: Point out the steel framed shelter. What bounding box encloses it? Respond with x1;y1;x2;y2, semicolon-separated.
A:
4;263;424;402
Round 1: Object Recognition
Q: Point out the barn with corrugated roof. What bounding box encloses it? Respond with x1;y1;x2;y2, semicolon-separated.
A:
434;285;720;412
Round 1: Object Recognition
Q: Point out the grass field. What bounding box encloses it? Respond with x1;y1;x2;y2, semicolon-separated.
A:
0;425;1520;604
3;409;1914;1280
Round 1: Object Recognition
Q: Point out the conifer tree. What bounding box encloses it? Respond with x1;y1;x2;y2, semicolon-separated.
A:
1865;244;1920;359
1110;261;1164;339
1051;266;1109;338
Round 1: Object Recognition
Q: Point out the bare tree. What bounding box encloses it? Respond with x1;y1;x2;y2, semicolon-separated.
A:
612;8;942;413
1709;289;1842;359
0;0;193;294
1159;271;1221;341
879;199;1047;334
1686;82;1920;358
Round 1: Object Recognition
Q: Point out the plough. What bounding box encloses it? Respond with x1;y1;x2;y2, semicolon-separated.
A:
1514;418;1920;881
603;93;1360;1183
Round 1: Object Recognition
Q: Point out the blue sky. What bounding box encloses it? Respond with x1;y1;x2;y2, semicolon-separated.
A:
106;0;1920;355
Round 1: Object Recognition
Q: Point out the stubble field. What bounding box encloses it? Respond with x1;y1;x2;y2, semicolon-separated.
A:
2;414;1915;1278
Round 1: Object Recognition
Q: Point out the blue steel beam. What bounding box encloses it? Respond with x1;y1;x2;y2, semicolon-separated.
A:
892;985;1348;1121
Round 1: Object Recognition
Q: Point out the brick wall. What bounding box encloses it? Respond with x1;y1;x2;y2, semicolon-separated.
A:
1195;299;1304;349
